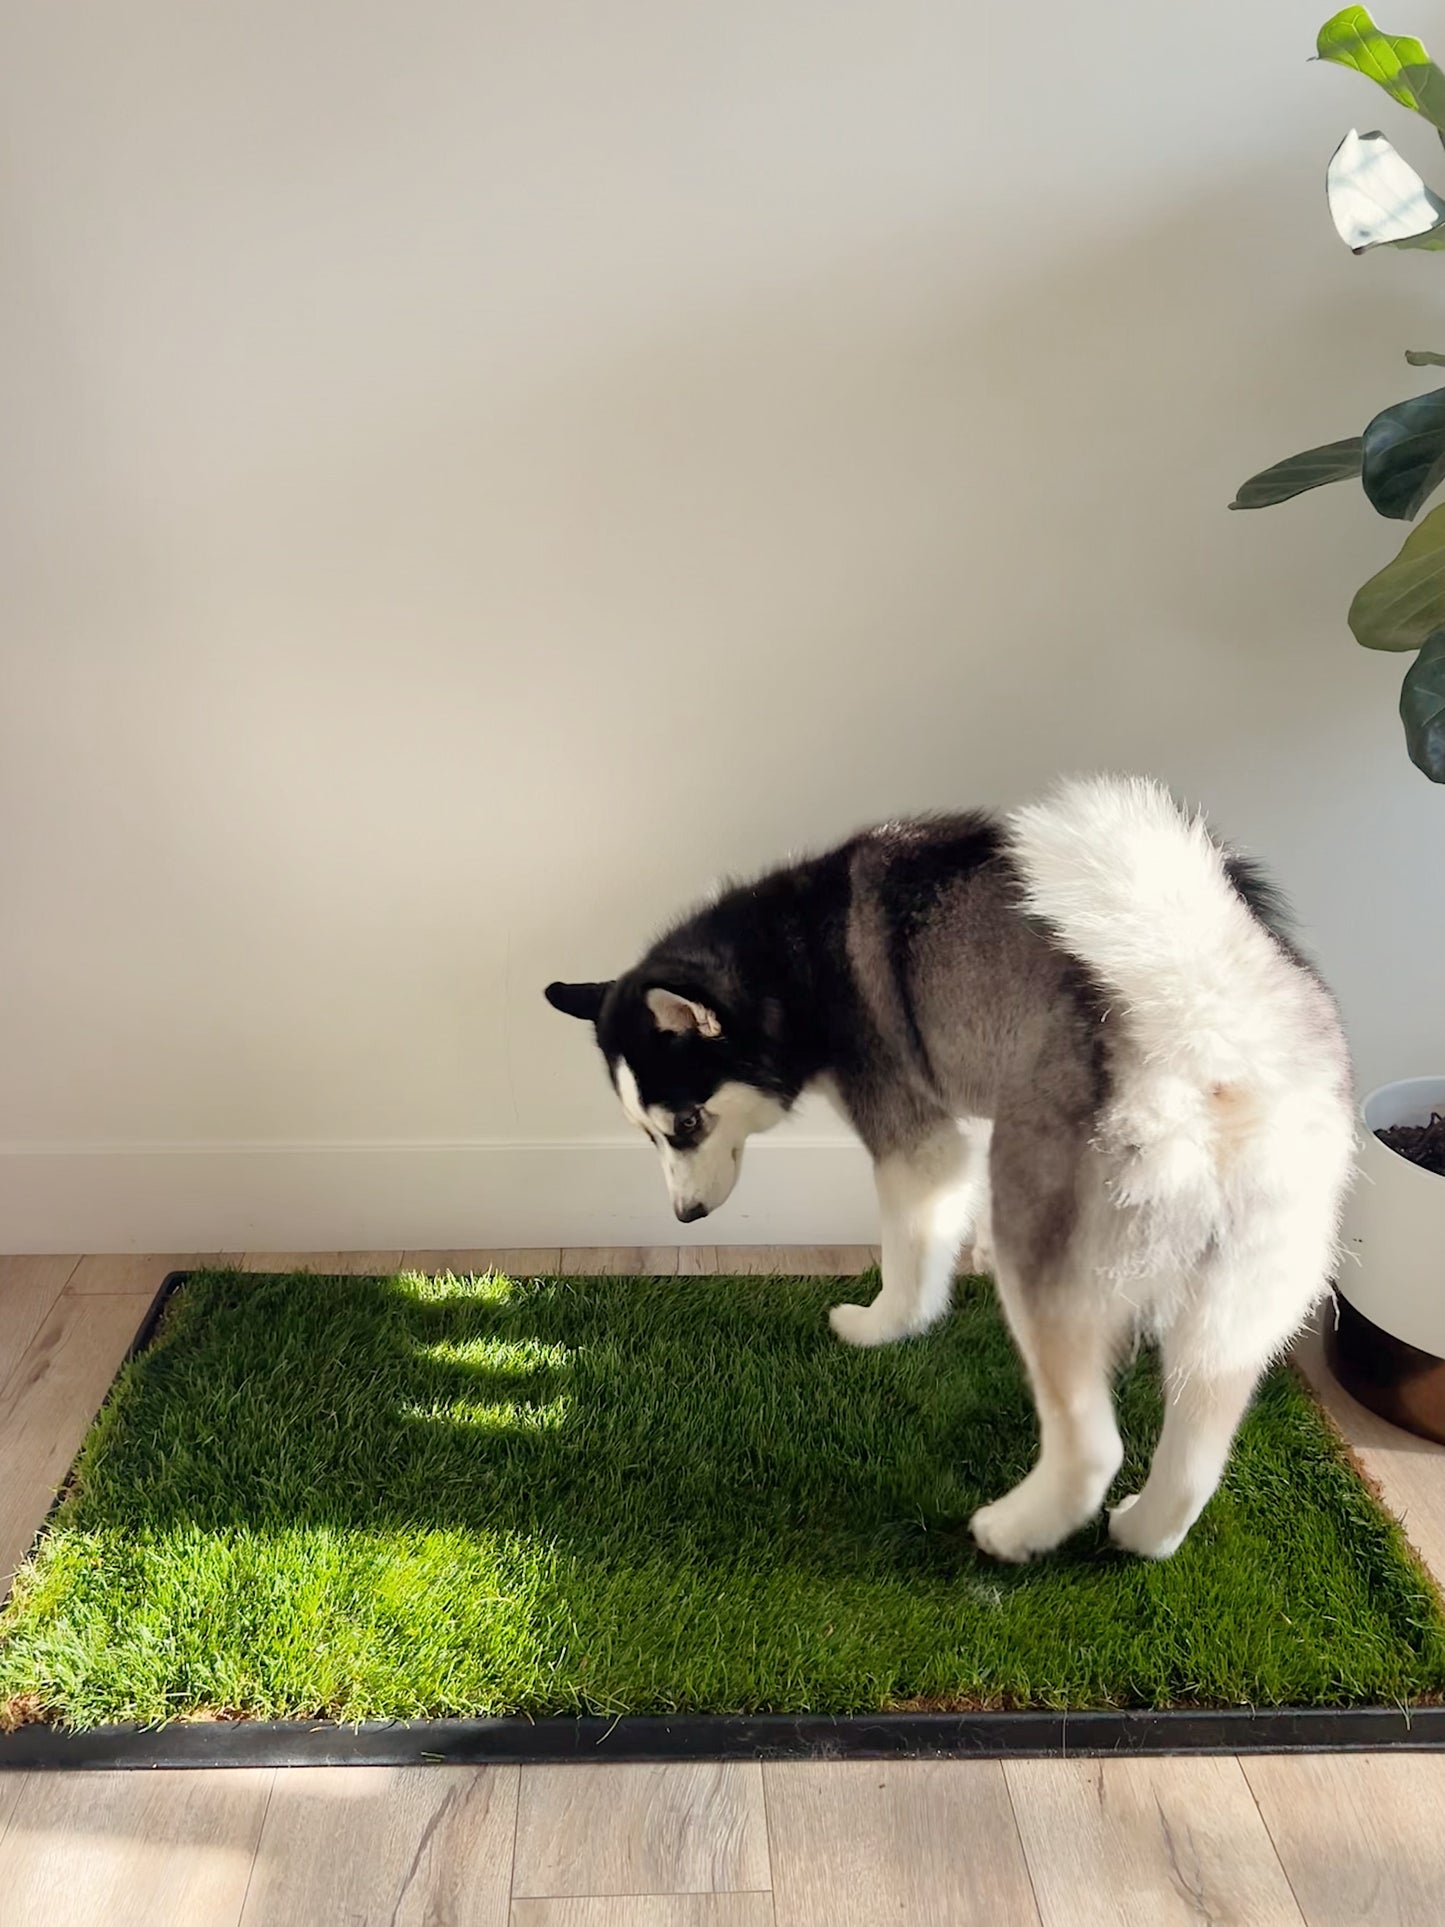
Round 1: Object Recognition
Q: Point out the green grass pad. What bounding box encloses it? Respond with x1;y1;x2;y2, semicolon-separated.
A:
4;1266;1444;1730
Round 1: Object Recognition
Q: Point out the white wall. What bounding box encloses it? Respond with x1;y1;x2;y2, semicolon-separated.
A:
3;2;1442;1251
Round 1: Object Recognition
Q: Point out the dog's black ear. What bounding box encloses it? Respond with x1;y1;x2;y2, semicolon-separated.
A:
545;980;611;1023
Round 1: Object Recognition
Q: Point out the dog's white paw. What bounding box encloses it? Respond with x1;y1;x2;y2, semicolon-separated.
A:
970;1496;1040;1564
969;1487;1069;1564
828;1301;909;1348
971;1459;1115;1562
1107;1493;1184;1561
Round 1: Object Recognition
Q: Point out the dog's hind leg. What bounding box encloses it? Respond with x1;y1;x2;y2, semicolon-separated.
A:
1108;1230;1332;1559
969;1261;1128;1562
1106;1357;1257;1560
829;1121;986;1348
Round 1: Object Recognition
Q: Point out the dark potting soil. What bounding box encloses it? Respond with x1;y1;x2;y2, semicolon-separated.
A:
1376;1111;1445;1177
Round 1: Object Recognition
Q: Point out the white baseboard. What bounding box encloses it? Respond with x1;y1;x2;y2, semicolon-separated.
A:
0;1139;877;1254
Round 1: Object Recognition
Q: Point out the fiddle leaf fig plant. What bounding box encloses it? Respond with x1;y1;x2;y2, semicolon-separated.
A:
1233;8;1445;780
1400;630;1445;775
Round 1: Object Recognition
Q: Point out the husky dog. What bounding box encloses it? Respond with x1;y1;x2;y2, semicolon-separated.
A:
545;777;1354;1561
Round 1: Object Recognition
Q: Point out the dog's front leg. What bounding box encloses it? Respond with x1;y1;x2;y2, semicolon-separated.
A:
829;1122;984;1347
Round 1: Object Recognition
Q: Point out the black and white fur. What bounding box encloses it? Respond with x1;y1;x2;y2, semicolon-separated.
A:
546;776;1354;1562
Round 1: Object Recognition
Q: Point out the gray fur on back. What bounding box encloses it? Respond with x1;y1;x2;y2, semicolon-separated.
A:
837;824;1110;1279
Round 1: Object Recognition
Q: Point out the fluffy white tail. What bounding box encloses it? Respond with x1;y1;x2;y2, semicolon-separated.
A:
1008;776;1329;1251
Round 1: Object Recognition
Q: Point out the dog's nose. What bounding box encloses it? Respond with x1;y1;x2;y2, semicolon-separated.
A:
676;1201;709;1223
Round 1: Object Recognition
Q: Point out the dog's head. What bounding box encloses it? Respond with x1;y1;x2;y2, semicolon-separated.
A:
545;974;788;1221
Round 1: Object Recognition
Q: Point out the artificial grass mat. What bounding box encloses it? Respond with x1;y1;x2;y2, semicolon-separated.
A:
3;1265;1445;1731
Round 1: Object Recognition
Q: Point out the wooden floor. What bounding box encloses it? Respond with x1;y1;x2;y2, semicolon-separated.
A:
3;1249;1445;1927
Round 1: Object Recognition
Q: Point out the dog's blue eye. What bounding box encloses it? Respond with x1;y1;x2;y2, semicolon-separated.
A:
676;1109;703;1138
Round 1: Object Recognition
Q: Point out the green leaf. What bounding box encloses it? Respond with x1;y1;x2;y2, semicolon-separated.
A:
1230;438;1363;509
1317;7;1445;132
1406;349;1445;364
1349;501;1445;648
1326;129;1445;251
1362;387;1445;518
1400;629;1445;777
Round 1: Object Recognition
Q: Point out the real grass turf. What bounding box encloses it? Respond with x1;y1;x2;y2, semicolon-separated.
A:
3;1266;1445;1730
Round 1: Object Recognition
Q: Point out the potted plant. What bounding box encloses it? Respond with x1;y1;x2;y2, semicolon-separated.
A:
1233;8;1445;1439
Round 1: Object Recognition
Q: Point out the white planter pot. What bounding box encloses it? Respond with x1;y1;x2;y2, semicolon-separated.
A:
1328;1076;1445;1442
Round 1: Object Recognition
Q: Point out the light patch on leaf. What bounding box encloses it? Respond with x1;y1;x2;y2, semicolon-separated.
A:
1317;7;1445;132
1326;129;1445;252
